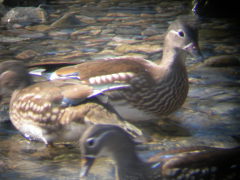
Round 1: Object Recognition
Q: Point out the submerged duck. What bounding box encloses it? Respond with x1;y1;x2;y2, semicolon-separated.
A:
80;124;240;180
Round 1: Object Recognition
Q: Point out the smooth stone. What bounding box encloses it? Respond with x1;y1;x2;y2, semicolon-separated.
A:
210;103;240;117
107;36;138;46
97;49;121;56
215;45;238;54
89;29;102;35
141;26;160;36
80;48;99;53
97;16;115;22
83;37;112;46
120;19;146;26
48;30;71;37
202;55;240;67
144;34;164;41
115;43;162;53
18;32;45;39
15;50;40;60
25;24;51;31
100;29;115;35
75;15;96;24
1;7;46;25
0;35;29;43
115;26;142;35
106;12;136;17
212;92;239;102
71;26;102;37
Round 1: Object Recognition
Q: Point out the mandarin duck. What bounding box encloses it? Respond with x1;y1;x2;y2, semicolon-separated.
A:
80;124;240;180
39;18;202;122
0;60;145;145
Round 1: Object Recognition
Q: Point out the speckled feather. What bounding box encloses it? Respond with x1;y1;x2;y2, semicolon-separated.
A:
9;78;145;145
40;18;201;121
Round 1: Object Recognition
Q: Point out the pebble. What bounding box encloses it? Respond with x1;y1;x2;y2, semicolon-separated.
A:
115;43;162;53
15;50;39;60
97;16;115;22
141;26;160;36
1;7;46;26
115;26;142;35
71;26;102;37
18;32;45;39
97;49;121;56
25;25;51;32
202;55;240;67
48;30;71;37
76;15;96;24
0;35;29;43
215;45;238;54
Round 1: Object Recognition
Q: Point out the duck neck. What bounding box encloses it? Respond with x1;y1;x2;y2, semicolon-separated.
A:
114;148;148;179
160;45;187;74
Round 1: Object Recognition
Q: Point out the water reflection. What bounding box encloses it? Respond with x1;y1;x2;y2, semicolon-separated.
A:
0;0;240;179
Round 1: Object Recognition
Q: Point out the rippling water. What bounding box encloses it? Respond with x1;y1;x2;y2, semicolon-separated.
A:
0;0;240;179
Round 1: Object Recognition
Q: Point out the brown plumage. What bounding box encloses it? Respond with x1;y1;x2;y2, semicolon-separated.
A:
80;124;240;180
0;60;32;122
0;60;145;145
45;18;202;121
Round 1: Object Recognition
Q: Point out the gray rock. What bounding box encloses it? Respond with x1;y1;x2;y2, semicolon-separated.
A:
200;55;240;67
1;6;46;26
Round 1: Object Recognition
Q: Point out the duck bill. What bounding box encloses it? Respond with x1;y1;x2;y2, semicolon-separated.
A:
184;42;203;62
80;157;95;178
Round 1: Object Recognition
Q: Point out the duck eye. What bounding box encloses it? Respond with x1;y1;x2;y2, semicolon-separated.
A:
178;30;185;37
86;138;95;147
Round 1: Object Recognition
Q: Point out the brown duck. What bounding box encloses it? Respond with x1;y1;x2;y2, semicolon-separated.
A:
41;17;202;122
80;124;240;180
0;60;145;145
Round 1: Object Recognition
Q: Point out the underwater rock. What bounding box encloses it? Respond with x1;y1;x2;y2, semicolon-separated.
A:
1;6;46;26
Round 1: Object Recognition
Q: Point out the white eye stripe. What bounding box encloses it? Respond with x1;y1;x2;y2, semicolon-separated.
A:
169;29;184;37
169;29;179;35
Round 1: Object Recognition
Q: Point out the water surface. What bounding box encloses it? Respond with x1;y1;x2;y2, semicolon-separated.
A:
0;0;240;179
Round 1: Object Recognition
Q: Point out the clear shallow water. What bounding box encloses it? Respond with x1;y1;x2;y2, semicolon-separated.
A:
0;0;240;179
